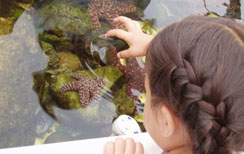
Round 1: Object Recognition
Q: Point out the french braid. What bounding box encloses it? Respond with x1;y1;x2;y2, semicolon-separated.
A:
146;16;244;154
171;59;231;154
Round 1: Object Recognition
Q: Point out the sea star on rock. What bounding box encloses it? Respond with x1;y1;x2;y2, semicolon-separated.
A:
88;0;136;29
60;74;105;107
110;46;145;102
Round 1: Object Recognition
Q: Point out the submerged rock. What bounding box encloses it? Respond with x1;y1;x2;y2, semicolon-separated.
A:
0;0;35;35
40;40;83;73
0;17;15;35
0;13;47;148
0;0;33;18
40;41;60;69
113;84;136;116
39;31;75;52
39;1;92;35
57;52;82;72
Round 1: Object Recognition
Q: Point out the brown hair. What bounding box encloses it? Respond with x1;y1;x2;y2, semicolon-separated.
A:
146;16;244;154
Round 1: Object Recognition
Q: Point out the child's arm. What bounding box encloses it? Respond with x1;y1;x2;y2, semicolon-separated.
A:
103;137;144;154
105;16;154;59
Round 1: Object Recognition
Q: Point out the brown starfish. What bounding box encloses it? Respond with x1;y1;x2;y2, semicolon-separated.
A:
88;0;136;29
110;46;145;102
60;74;105;107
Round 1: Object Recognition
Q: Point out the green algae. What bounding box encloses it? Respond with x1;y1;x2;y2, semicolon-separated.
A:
140;20;158;36
0;0;35;35
206;12;220;18
134;114;144;123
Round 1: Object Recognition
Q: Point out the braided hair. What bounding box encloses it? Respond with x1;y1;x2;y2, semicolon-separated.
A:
146;16;244;154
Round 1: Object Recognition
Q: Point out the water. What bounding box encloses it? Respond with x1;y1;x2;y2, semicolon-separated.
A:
0;0;243;149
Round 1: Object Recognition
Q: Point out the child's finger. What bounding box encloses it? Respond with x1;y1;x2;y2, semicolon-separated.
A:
106;29;130;43
114;138;126;154
124;138;136;154
135;142;144;154
103;141;115;154
114;16;137;32
117;49;132;59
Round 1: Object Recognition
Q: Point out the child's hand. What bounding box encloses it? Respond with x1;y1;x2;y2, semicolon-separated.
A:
105;16;154;59
103;138;144;154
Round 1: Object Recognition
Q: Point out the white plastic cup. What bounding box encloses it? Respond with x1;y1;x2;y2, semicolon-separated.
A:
112;115;141;136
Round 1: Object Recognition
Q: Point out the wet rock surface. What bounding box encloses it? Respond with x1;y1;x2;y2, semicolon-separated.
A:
0;14;47;148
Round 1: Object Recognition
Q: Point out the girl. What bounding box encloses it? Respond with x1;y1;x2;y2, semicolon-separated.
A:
103;15;244;154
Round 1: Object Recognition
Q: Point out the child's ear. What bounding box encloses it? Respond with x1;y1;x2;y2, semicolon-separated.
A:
159;105;177;138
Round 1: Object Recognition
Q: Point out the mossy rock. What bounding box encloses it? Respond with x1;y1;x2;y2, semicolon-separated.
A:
39;41;60;69
113;84;136;116
0;17;15;35
39;32;75;52
50;66;123;109
57;52;82;72
39;32;70;43
40;40;55;54
40;41;82;72
40;2;92;35
0;0;32;18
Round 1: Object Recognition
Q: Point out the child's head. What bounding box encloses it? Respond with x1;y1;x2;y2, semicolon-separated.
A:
144;16;244;154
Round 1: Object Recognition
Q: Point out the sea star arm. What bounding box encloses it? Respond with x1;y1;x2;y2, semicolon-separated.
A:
116;1;136;15
105;13;119;29
71;74;87;81
90;82;103;103
60;81;81;93
110;46;125;71
90;91;101;104
88;4;101;29
78;88;91;107
126;81;139;101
